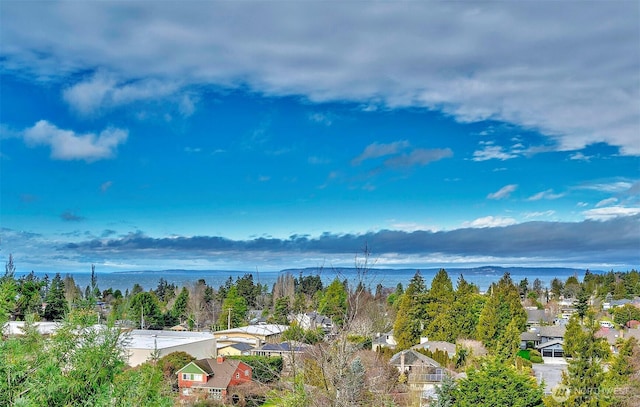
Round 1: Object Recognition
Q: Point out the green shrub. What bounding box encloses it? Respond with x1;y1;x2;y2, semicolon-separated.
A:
529;349;543;363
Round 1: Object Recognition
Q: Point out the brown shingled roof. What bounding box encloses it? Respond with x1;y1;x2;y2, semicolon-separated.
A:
190;358;245;390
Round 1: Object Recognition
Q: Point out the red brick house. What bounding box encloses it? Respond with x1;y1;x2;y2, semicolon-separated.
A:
177;355;252;401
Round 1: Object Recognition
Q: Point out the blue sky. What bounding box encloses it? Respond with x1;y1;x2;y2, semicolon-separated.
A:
1;2;639;273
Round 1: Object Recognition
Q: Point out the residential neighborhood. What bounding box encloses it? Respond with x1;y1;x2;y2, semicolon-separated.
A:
1;261;640;406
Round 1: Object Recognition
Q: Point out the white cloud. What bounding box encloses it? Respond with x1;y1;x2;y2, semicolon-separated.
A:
577;181;634;193
472;144;518;161
569;152;591;161
2;2;637;154
463;216;517;228
583;206;640;220
527;189;564;201
595;197;618;208
62;72;182;115
487;184;518;200
23;120;127;162
308;112;334;126
352;141;410;165
524;210;555;219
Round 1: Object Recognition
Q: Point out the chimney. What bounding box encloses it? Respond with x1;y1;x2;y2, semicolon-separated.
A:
400;351;405;373
217;355;225;364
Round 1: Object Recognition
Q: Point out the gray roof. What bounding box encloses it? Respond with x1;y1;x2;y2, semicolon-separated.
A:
389;350;441;368
256;341;309;353
538;325;566;339
526;309;553;323
536;339;564;349
520;331;541;342
411;341;456;355
229;343;253;352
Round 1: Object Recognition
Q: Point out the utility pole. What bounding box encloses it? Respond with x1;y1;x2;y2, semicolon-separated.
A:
227;307;231;330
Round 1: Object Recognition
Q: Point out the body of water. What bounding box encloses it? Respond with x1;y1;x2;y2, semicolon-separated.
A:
16;266;598;294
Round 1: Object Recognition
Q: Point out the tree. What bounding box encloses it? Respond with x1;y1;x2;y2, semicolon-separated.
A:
424;269;456;342
273;296;290;325
575;286;590;320
172;286;190;323
0;261;17;323
450;275;484;339
613;304;640;327
158;351;196;391
318;278;348;327
550;278;564;300
454;357;544;406
0;309;173;406
562;312;612;406
44;273;68;321
218;286;248;329
477;273;526;352
129;292;163;329
393;271;428;349
432;373;457;407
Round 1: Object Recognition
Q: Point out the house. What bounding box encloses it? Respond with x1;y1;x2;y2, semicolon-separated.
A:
177;356;252;401
3;321;59;336
218;343;253;357
626;320;640;329
411;338;456;357
389;349;445;376
389;349;456;406
294;312;333;333
595;327;640;354
525;308;554;327
212;324;288;348
521;325;566;358
123;329;217;367
536;339;565;358
250;341;311;370
372;330;397;351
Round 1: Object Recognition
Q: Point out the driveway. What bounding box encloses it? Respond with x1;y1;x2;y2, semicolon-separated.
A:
532;358;568;394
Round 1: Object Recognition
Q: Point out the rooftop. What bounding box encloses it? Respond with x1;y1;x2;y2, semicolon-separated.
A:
125;329;215;350
213;324;288;337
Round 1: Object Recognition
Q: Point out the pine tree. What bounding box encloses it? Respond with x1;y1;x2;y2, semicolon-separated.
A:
44;273;68;321
393;271;428;349
171;287;189;323
477;273;526;352
424;269;455;341
318;278;348;327
563;311;611;406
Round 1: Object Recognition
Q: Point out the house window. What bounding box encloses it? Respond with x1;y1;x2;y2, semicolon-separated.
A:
182;373;202;381
208;389;222;399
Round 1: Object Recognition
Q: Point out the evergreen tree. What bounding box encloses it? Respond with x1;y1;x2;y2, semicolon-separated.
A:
477;273;526;352
218;286;248;329
318;278;348;326
432;373;457;407
44;273;68;321
171;286;190;322
273;296;290;325
393;271;428;349
129;292;163;329
450;275;484;339
562;312;611;406
455;357;543;406
575;286;590;320
424;269;455;341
